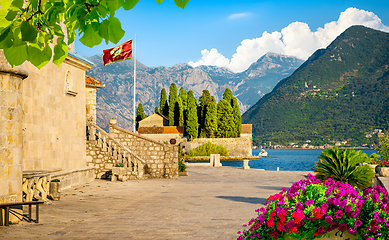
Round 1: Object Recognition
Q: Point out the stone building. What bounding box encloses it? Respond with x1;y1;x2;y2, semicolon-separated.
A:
85;75;105;123
0;50;95;223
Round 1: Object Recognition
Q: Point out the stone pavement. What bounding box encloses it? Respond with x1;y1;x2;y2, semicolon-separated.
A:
0;166;312;240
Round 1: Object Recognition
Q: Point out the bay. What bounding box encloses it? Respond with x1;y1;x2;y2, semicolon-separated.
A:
221;149;379;171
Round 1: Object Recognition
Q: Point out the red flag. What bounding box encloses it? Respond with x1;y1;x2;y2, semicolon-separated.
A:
102;40;132;66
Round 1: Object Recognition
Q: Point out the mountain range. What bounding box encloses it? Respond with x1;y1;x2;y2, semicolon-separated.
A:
242;25;389;146
86;52;303;130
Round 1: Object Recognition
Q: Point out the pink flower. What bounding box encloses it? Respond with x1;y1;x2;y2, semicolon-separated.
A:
335;210;344;219
344;204;353;213
354;220;363;227
348;228;357;234
325;216;333;224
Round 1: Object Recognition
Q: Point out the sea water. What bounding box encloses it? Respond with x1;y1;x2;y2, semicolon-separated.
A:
221;149;379;171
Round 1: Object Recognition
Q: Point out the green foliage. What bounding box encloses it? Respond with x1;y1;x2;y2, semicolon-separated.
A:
135;102;146;130
198;90;213;137
186;90;198;140
217;99;235;138
232;97;241;137
187;141;229;156
376;131;389;160
168;83;178;126
176;97;184;126
160;88;168;117
222;88;234;105
313;147;375;190
0;0;189;69
154;106;159;114
204;97;217;138
242;26;389;146
115;163;124;167
178;87;187;113
178;159;186;172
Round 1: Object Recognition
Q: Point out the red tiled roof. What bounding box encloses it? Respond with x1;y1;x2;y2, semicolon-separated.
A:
85;75;102;86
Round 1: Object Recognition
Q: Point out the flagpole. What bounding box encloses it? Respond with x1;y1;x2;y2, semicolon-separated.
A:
133;35;136;133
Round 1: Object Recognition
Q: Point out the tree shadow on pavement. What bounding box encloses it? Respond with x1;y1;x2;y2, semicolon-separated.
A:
216;196;267;204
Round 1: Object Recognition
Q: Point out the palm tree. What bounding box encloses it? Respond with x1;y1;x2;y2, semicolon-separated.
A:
313;147;374;190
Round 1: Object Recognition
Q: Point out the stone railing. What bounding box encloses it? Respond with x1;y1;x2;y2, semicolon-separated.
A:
22;171;51;202
86;121;146;179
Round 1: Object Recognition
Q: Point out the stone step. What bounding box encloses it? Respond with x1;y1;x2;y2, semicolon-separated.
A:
377;177;389;193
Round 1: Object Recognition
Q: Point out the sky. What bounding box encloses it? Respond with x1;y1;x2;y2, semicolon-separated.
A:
75;0;389;73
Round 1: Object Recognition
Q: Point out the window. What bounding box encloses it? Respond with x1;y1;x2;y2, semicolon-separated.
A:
65;71;77;96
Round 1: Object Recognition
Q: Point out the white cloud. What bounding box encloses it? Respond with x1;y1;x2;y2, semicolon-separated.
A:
228;13;250;20
189;7;389;73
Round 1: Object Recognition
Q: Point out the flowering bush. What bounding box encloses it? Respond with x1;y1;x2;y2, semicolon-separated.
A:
237;174;389;240
371;159;389;167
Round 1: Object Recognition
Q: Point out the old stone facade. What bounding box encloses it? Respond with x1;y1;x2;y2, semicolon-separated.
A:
109;124;179;179
0;50;95;218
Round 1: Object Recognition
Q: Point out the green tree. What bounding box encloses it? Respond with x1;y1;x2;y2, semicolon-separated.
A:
217;99;235;138
175;97;184;126
0;0;189;69
222;88;234;105
204;97;217;138
160;88;168;117
313;147;375;190
186;90;198;140
168;83;178;126
154;106;159;114
135;103;146;130
178;87;187;123
232;97;241;137
377;131;389;160
198;90;213;137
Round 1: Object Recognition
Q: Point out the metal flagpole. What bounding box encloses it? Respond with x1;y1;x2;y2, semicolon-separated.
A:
133;35;136;133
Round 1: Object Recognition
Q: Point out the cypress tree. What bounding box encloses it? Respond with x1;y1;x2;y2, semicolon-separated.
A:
232;97;242;137
217;99;235;138
204;97;218;138
223;88;234;106
186;90;198;140
160;88;169;117
198;90;213;137
154;106;160;114
168;83;178;126
176;97;184;126
135;103;147;130
178;87;187;124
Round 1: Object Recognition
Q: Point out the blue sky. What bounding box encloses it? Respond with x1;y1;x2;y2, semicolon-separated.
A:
75;0;389;72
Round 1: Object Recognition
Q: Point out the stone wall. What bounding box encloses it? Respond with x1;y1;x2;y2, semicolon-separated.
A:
21;52;92;171
109;124;179;179
182;136;252;157
0;61;28;218
86;87;97;123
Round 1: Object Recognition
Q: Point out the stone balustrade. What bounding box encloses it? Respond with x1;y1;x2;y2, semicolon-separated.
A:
22;171;51;202
86;121;145;180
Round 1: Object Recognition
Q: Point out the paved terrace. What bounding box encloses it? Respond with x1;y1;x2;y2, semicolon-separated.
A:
1;166;312;240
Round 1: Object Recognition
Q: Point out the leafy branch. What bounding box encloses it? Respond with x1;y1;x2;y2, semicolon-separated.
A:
0;0;189;69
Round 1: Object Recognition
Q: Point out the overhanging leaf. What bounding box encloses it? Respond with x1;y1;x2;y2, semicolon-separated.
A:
154;0;163;4
122;0;139;10
107;16;124;44
106;0;119;15
53;40;68;66
3;44;28;67
174;0;189;9
27;44;52;69
79;26;102;48
21;21;38;41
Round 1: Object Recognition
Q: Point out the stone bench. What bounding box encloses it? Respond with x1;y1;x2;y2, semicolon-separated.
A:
0;201;44;226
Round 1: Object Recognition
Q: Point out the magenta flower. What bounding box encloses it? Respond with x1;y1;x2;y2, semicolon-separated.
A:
339;223;348;232
325;216;333;224
354;219;363;227
345;204;353;213
348;228;357;234
305;199;313;206
335;210;344;219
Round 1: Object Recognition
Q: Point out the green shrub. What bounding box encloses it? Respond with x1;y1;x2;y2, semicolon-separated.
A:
115;163;124;167
178;160;187;172
187;141;229;156
312;146;375;190
376;131;389;160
